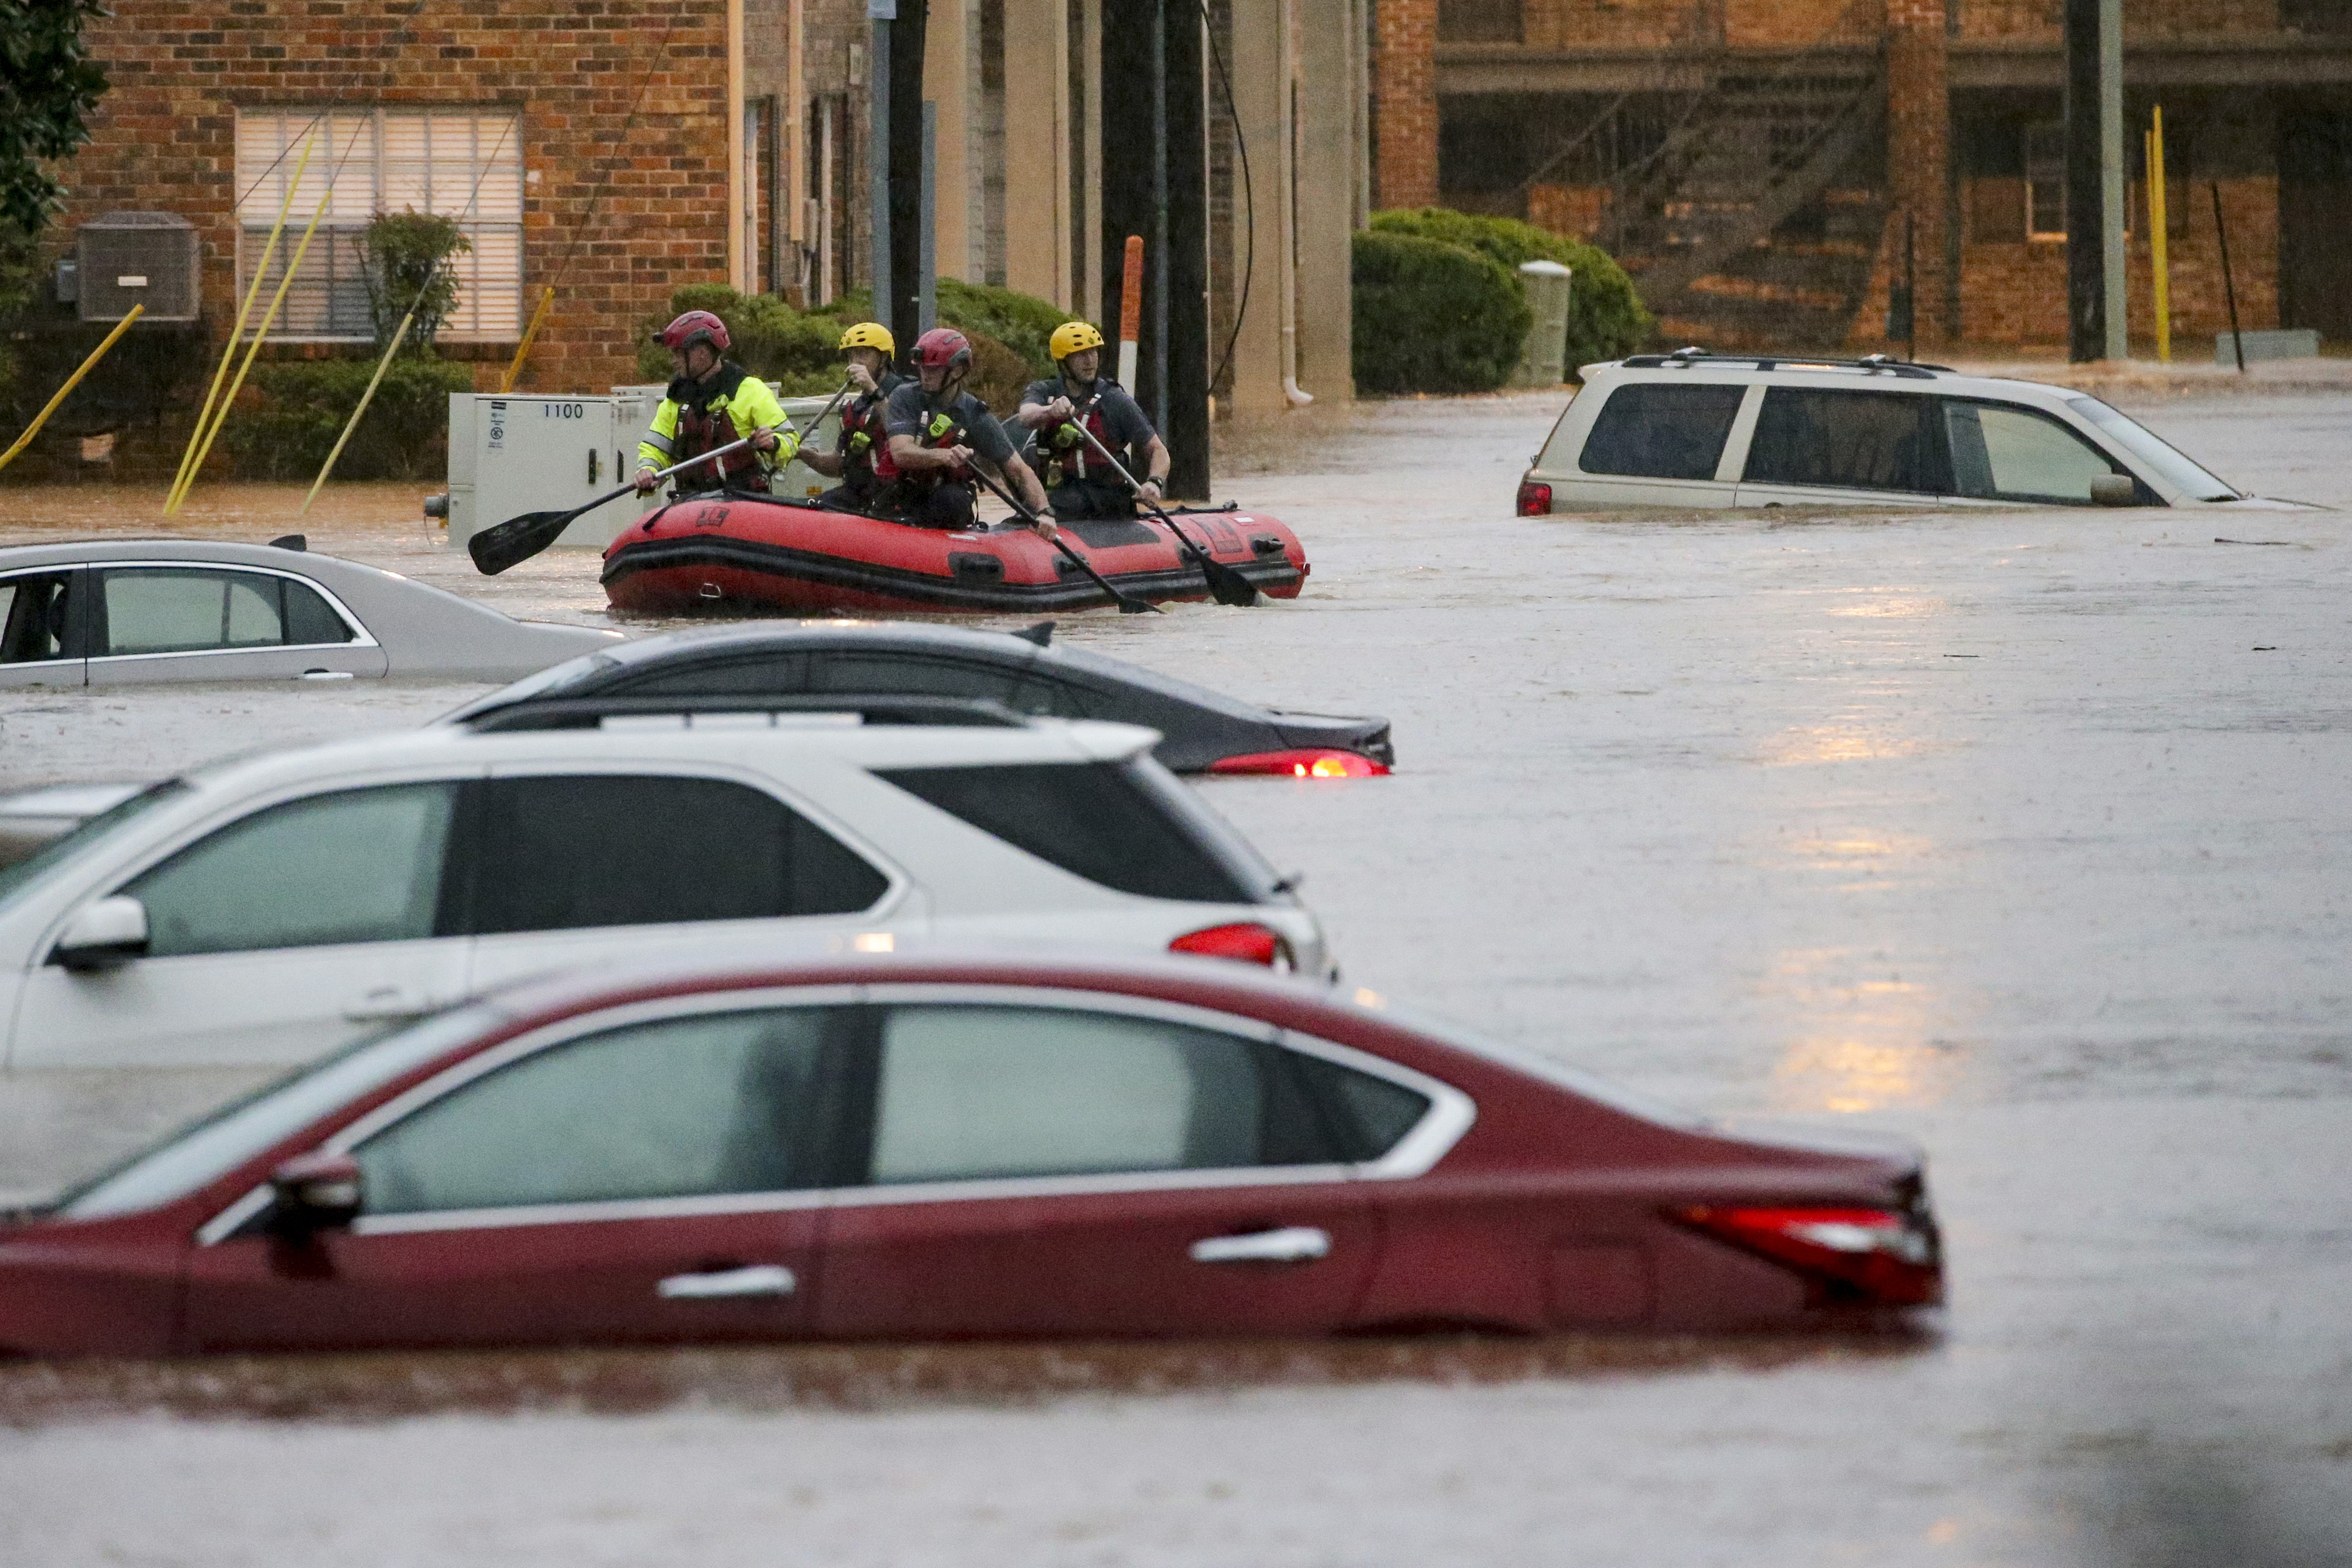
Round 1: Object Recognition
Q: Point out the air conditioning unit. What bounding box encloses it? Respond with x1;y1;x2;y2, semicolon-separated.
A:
76;212;199;323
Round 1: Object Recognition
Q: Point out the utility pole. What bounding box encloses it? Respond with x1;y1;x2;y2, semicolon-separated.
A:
867;2;892;343
2063;0;2124;362
866;0;929;347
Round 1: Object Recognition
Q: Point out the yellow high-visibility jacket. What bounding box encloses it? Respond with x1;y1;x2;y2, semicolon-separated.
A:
636;364;796;489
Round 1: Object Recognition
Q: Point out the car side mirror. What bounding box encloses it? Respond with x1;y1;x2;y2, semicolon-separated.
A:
268;1151;364;1235
2091;474;2139;507
51;895;149;972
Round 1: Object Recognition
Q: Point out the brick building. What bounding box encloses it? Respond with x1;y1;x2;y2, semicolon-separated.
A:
1377;0;2352;351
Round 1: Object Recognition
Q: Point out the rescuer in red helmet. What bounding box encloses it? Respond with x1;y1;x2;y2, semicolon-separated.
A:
634;309;796;498
874;326;1054;536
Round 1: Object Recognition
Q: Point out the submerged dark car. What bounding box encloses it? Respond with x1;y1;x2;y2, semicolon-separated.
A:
440;621;1394;776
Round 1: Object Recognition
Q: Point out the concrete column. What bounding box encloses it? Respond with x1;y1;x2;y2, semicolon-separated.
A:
1885;0;1950;343
1224;0;1292;414
1003;0;1072;306
923;0;973;282
1295;0;1355;399
1373;0;1435;209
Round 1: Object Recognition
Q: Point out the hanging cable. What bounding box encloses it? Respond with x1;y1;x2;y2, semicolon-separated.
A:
1202;0;1251;396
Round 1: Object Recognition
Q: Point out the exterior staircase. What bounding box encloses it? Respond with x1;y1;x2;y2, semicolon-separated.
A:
1600;41;1890;349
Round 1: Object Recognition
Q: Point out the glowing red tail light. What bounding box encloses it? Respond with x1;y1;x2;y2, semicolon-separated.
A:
1169;922;1294;969
1676;1204;1942;1308
1516;480;1552;516
1206;748;1388;778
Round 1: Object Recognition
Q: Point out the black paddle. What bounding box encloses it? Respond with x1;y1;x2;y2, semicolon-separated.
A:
1066;418;1261;607
469;381;856;577
966;463;1161;615
468;434;766;575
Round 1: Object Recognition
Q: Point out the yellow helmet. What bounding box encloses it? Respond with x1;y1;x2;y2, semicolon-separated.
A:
839;321;895;355
1049;320;1106;362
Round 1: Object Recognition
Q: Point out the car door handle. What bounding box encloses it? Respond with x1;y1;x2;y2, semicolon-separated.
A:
657;1263;797;1300
1189;1227;1332;1265
340;986;437;1022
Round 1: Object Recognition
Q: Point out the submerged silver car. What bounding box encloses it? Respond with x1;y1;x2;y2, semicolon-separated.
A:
0;537;620;687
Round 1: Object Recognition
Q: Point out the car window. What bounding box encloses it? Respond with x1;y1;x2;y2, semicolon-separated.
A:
97;568;354;657
466;773;887;934
876;760;1254;903
1284;1050;1434;1161
815;651;1023;704
1943;400;2120;504
1006;672;1094;719
0;779;189;916
124;782;458;956
0;571;75;664
610;652;809;697
357;1007;839;1213
1572;383;1747;481
1743;388;1946;494
868;1005;1300;1183
2064;395;2238;500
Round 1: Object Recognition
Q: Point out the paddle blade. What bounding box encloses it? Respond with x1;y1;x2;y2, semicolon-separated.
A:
1201;558;1261;607
467;508;580;575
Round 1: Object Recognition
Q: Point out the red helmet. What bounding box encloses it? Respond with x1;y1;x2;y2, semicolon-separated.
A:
913;326;972;375
659;310;731;355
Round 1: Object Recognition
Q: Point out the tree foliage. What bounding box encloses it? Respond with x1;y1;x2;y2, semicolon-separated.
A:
1367;208;1653;379
362;209;471;355
0;0;110;236
1349;229;1530;395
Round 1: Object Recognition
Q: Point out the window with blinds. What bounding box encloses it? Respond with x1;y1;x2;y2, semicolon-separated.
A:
234;109;524;343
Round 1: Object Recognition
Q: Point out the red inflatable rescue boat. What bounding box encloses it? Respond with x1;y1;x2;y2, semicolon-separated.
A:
601;493;1309;616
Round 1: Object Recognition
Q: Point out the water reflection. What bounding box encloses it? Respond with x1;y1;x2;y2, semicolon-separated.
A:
1760;725;1934;766
1764;949;1970;1114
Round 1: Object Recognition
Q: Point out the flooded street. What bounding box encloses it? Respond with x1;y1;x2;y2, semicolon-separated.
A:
3;378;2349;1564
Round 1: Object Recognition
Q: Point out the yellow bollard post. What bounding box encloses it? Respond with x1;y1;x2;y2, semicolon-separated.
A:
171;130;316;508
168;179;337;514
2148;107;2171;365
0;305;145;475
299;294;425;516
499;286;557;394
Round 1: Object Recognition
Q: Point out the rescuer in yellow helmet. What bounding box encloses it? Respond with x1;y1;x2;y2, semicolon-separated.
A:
804;321;908;512
1016;318;1171;521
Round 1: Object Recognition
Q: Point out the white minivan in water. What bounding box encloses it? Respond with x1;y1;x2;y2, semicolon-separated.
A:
1516;350;2302;515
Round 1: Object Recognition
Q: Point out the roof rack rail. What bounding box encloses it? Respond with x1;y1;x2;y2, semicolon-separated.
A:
1621;348;1954;379
463;694;1032;734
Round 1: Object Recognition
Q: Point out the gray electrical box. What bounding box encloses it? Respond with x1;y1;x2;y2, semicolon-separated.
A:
444;388;839;552
76;212;198;323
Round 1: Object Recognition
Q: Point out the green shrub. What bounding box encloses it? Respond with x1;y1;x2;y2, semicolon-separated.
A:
1349;230;1530;395
362;209;470;355
815;280;1073;383
1368;208;1652;378
222;356;474;480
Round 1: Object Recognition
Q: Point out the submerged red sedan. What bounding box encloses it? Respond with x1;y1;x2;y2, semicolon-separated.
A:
0;956;1941;1357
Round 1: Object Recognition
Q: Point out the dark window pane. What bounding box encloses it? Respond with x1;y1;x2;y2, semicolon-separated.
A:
358;1007;839;1213
1576;383;1747;481
875;761;1249;903
1006;672;1095;718
0;573;75;663
468;774;885;934
815;651;1021;703
1744;389;1945;494
866;1005;1269;1182
1286;1051;1434;1161
283;580;355;645
127;783;456;955
1437;0;1521;43
613;653;809;697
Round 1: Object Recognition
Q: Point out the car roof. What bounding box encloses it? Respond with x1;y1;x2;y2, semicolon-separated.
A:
1580;354;2088;404
176;711;1163;798
588;619;1053;667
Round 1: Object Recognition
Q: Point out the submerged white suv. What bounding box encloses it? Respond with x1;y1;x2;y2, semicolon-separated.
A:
0;704;1331;1190
1517;351;2285;514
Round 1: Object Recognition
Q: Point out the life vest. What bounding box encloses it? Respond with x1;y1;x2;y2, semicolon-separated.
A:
836;378;902;495
871;397;973;495
669;365;769;493
1040;393;1121;488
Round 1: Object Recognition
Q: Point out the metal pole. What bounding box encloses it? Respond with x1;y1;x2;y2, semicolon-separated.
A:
1904;208;1918;364
2062;0;2102;363
868;11;893;343
2212;181;2246;373
1150;0;1169;430
2148;107;2170;364
2099;0;2126;361
919;99;937;333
